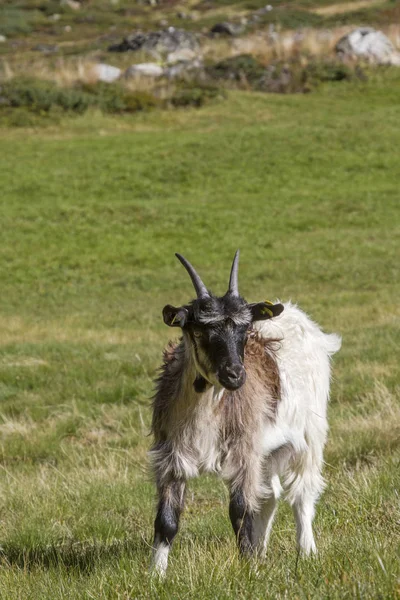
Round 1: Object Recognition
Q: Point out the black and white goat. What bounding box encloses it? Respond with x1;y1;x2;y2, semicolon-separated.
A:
150;251;341;576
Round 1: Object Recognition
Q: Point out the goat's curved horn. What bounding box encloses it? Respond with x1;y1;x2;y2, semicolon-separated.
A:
228;249;240;296
175;253;209;299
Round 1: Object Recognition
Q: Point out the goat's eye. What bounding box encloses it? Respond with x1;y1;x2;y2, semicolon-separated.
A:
193;330;202;338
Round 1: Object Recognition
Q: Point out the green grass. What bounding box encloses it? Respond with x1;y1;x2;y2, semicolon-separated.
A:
0;71;399;598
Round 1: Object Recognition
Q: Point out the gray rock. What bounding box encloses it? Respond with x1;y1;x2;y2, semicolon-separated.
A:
336;28;400;66
108;27;199;58
93;63;122;83
164;59;204;79
124;63;164;78
210;22;243;36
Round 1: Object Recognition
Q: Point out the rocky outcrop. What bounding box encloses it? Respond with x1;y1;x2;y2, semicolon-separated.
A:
108;27;199;58
336;28;400;66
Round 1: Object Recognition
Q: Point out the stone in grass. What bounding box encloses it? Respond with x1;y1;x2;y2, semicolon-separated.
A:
93;64;122;83
210;22;244;36
0;35;7;43
124;63;164;79
336;28;400;66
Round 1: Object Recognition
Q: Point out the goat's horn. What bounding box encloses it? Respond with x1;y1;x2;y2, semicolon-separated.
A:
228;249;240;296
175;253;209;299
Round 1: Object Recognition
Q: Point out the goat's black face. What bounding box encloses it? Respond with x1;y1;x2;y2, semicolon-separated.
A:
186;295;250;390
162;252;284;391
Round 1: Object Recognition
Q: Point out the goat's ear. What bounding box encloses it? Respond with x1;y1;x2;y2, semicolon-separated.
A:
163;305;189;328
249;301;284;322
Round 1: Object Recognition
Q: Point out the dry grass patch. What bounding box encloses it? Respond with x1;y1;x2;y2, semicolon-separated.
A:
0;416;36;438
313;0;387;17
328;382;400;466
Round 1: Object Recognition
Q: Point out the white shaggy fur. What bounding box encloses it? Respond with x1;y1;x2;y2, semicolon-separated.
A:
254;301;341;555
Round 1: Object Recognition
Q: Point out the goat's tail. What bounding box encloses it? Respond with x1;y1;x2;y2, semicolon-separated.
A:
323;332;342;356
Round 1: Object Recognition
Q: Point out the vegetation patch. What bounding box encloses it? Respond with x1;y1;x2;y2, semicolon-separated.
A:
206;54;358;93
0;78;160;124
0;6;47;37
170;82;225;107
206;54;267;85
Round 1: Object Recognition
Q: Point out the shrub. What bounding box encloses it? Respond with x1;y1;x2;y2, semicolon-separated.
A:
206;54;266;86
78;82;159;113
206;55;359;94
170;83;224;108
304;61;354;83
0;78;160;121
0;78;93;114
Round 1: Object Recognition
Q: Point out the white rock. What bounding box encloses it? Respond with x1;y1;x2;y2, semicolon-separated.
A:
93;63;122;83
0;35;6;43
124;63;164;78
336;28;400;66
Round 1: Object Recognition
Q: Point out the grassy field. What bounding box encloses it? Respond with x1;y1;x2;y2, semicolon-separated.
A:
0;71;399;598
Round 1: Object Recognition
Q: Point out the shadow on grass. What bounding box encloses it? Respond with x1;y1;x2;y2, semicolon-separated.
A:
0;537;149;572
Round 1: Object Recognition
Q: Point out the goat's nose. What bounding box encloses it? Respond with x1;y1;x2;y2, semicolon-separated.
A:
225;365;243;381
218;364;246;390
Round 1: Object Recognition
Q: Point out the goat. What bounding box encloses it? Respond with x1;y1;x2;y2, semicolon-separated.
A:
150;251;341;577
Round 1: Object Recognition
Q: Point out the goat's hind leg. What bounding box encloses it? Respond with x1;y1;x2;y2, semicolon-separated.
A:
286;456;324;556
151;479;186;577
292;491;317;556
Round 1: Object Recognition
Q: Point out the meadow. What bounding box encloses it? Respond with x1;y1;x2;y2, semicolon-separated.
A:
0;70;399;598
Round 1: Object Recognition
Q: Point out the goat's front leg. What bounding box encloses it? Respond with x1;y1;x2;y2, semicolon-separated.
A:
229;488;255;556
151;479;186;578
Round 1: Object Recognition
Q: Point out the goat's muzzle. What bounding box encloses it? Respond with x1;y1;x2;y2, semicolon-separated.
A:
217;364;246;391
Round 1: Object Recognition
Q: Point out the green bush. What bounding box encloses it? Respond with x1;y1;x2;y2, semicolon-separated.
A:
0;78;160;122
170;83;224;108
206;54;266;85
0;78;93;114
206;56;359;94
78;82;159;113
304;61;354;83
